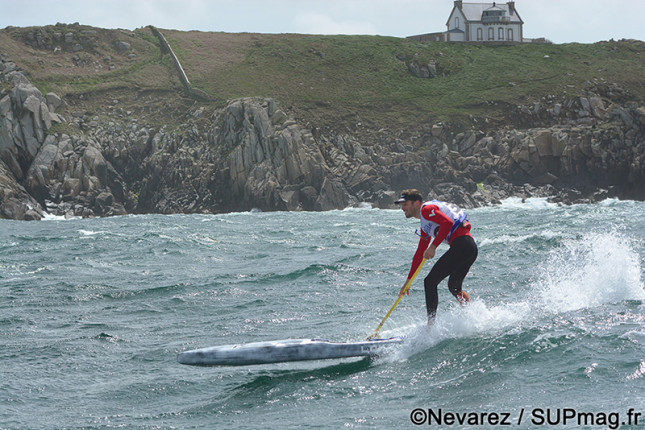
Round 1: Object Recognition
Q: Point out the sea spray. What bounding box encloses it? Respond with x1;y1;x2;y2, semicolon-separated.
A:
535;231;645;313
379;230;644;363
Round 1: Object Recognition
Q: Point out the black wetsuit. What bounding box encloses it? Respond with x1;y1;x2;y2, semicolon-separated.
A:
424;235;478;319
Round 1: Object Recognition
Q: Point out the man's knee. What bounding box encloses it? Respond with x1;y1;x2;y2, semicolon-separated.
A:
448;279;462;295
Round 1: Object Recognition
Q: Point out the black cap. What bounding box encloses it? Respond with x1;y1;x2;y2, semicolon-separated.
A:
394;189;423;204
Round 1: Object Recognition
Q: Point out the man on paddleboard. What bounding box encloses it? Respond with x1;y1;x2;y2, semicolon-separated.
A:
395;189;478;326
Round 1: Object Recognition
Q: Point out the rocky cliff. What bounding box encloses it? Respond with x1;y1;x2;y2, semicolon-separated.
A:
1;45;644;220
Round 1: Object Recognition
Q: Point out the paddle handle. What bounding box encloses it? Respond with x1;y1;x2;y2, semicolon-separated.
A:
367;259;427;340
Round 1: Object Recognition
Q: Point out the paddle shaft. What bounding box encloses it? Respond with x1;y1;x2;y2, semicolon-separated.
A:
367;259;427;340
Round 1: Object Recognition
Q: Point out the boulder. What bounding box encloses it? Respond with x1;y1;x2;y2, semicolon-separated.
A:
2;80;52;174
299;186;318;211
589;97;607;119
406;60;436;79
0;161;43;220
534;129;553;157
116;41;131;53
46;93;62;111
94;191;114;213
531;171;559;185
315;177;350;211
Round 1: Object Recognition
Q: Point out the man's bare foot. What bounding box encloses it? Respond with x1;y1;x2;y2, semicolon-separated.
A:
456;291;470;307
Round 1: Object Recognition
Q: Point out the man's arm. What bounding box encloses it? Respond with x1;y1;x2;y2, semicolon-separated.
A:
400;235;430;296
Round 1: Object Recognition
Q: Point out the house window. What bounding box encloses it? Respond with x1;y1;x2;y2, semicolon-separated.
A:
499;27;504;40
488;28;494;40
455;17;459;28
507;28;514;41
477;28;483;41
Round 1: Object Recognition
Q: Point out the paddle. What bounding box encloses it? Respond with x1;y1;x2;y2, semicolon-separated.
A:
366;259;427;340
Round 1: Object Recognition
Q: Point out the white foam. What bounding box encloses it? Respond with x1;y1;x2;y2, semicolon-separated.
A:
342;203;376;211
598;197;622;206
41;212;69;221
377;230;644;363
375;299;532;363
534;231;645;313
626;361;645;380
79;229;105;236
621;330;645;344
498;197;557;210
478;230;560;247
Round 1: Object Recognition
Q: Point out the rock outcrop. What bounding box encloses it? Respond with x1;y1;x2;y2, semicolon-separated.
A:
1;54;131;219
1;56;54;219
1;52;644;220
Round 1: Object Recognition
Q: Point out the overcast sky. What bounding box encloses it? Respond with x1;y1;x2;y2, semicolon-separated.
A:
1;0;643;44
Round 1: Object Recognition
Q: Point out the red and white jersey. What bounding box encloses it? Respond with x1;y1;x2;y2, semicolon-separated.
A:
419;200;469;245
407;200;472;279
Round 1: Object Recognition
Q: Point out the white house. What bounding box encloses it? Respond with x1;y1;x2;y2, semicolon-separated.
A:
446;1;523;42
409;1;525;43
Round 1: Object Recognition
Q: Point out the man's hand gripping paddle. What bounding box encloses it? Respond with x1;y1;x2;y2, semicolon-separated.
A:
366;259;427;340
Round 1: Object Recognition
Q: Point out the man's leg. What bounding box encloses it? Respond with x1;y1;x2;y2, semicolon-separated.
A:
424;248;459;322
447;236;478;306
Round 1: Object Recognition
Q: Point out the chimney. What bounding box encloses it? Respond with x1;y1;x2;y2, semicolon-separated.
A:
455;0;462;9
508;1;515;14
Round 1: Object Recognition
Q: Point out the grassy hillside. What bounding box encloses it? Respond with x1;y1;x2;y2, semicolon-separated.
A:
1;24;644;133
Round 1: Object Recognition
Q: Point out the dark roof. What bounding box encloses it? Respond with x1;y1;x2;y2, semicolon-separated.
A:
447;2;524;25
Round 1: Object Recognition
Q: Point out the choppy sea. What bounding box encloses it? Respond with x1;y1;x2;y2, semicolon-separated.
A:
2;198;645;429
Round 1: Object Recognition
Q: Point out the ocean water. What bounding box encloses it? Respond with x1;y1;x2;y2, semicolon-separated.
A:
1;198;645;429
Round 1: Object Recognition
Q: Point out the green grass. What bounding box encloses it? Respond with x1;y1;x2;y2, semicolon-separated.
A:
168;33;645;130
2;25;644;133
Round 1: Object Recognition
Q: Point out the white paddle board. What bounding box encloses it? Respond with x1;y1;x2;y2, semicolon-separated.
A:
177;337;403;366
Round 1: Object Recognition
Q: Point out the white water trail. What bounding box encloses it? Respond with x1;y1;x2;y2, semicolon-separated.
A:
379;231;645;362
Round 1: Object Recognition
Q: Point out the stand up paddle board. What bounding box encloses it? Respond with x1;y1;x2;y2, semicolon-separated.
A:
177;337;404;366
